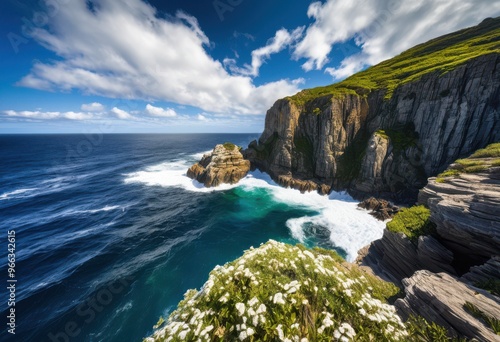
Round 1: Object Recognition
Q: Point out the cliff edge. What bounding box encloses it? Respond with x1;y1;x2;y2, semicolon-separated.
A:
245;18;500;202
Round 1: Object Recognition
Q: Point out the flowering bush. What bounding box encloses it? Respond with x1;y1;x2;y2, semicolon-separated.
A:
145;240;409;341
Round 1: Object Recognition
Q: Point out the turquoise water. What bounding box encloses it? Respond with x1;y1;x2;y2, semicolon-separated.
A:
0;134;385;341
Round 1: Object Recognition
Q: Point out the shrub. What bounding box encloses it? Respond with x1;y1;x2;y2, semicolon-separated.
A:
386;205;436;243
470;143;500;158
145;241;408;342
223;142;237;151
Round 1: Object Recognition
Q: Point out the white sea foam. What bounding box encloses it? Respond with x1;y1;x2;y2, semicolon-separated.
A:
123;159;239;193
0;188;38;200
190;150;212;160
124;154;386;262
74;205;122;214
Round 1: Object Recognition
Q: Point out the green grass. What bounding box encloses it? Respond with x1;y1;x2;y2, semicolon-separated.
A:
375;130;389;139
464;302;500;334
386;205;436;243
475;279;500;297
145;241;412;342
405;316;460;342
470;143;500;158
375;125;419;151
223;142;237;151
435;143;500;182
287;18;500;107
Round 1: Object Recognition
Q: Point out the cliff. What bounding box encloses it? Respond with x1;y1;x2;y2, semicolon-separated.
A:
358;144;500;340
245;18;500;202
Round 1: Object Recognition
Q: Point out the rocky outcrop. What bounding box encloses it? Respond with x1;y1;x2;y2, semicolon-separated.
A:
246;39;500;202
357;197;399;220
356;229;457;287
461;256;500;288
396;270;500;341
187;144;250;187
418;167;500;271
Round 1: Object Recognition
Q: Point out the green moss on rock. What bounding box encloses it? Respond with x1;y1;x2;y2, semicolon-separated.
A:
386;205;436;243
288;18;500;107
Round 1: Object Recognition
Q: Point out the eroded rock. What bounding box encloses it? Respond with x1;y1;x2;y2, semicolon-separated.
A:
187;144;250;187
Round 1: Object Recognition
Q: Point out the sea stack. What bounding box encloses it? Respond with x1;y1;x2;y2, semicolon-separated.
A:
187;143;251;187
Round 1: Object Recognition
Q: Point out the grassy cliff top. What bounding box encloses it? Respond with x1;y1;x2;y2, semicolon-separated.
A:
146;240;449;341
436;142;500;182
289;17;500;106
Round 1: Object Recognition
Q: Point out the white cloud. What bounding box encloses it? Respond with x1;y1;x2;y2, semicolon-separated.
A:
294;0;500;78
18;0;302;115
4;110;93;120
81;102;105;112
197;114;208;121
111;107;134;120
145;104;177;117
226;27;304;77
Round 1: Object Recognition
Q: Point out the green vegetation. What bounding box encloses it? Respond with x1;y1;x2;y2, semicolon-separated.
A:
223;142;237;151
386;205;436;243
252;133;278;160
335;132;370;182
287;18;500;106
405;316;459;341
436;142;500;182
312;107;321;115
464;302;500;334
375;125;419;151
470;143;500;158
146;241;418;341
475;279;500;297
375;130;389;140
293;136;314;171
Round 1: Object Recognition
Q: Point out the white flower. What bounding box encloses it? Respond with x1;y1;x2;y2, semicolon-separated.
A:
256;303;267;314
246;327;255;336
239;331;248;340
248;297;259;307
236;303;246;316
178;329;189;339
200;325;214;336
273;293;285;305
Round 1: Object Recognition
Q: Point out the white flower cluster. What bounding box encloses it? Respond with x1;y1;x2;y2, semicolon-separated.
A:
356;293;408;339
146;240;408;342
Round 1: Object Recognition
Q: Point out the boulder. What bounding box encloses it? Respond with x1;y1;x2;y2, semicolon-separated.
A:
396;270;500;341
357;197;399;220
187;144;250;187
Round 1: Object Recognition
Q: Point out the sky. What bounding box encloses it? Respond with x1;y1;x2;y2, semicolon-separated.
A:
1;0;499;133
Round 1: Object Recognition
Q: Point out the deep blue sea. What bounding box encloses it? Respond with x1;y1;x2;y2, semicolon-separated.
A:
0;134;385;342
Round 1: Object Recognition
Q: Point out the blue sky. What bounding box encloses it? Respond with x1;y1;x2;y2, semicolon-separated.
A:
1;0;499;133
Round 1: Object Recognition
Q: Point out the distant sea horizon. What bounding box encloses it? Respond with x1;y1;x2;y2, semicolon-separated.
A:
0;133;385;341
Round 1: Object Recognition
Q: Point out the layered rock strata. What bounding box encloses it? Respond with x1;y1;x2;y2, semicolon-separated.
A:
187;144;250;187
245;54;500;202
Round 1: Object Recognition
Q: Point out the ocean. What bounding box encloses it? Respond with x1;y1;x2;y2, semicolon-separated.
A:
0;134;385;342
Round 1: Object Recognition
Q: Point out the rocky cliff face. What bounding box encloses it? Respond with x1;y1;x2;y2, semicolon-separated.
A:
396;270;500;341
246;53;500;202
187;144;250;187
358;149;500;340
